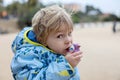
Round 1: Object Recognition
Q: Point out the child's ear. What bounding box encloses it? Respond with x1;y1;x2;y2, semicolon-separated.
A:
38;37;42;42
43;41;48;46
39;37;47;46
44;44;47;47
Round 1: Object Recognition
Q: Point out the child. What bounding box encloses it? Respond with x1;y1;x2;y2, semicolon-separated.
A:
11;5;83;80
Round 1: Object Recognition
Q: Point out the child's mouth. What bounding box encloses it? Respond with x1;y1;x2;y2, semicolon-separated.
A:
65;47;70;52
65;44;80;53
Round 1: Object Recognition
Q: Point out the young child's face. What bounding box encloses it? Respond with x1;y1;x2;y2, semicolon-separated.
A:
46;25;73;55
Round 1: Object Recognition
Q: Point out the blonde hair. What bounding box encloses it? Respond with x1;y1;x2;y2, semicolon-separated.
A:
32;5;73;45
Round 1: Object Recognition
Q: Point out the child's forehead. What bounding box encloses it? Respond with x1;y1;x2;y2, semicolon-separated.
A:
55;25;73;33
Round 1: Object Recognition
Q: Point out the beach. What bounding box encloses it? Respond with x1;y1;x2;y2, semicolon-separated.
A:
74;26;120;80
0;25;120;80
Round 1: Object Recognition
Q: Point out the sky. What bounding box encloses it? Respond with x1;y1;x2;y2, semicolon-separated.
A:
3;0;120;17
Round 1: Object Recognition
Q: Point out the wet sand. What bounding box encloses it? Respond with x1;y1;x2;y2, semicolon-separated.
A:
0;26;120;80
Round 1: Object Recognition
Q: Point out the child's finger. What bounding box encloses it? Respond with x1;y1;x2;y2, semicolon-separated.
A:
74;54;83;61
72;51;82;57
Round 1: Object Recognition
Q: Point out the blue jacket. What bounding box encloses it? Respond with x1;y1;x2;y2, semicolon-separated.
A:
11;27;80;80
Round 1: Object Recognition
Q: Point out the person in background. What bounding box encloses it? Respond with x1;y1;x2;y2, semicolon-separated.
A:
112;20;117;33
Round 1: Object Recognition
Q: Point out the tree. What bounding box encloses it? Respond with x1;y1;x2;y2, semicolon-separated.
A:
0;0;3;5
85;5;102;15
102;14;120;21
85;5;95;14
72;11;85;23
17;0;45;29
0;0;3;9
27;0;38;7
6;1;22;17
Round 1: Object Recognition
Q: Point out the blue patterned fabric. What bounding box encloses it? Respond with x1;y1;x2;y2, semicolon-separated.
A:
11;27;80;80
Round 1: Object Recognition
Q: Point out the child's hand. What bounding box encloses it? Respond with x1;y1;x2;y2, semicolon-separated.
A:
65;51;83;68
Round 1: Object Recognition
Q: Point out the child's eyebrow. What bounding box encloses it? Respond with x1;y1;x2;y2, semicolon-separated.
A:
56;30;66;33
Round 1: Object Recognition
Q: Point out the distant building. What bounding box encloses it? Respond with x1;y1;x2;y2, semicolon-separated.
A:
64;3;81;12
100;13;111;19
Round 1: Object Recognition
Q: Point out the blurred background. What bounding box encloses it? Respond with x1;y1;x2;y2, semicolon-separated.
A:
0;0;120;32
0;0;120;80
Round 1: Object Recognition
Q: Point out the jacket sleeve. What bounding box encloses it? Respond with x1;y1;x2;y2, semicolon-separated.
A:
11;49;80;80
45;56;80;80
70;67;80;80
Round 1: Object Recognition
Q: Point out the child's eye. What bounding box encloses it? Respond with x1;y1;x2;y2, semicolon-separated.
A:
68;32;72;36
57;34;64;38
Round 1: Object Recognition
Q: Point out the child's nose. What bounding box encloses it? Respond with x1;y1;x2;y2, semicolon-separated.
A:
65;36;72;45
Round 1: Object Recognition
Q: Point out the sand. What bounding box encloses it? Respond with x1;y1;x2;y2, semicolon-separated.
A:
0;26;120;80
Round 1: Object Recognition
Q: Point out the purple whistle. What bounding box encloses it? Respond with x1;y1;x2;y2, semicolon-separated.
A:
69;44;80;53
